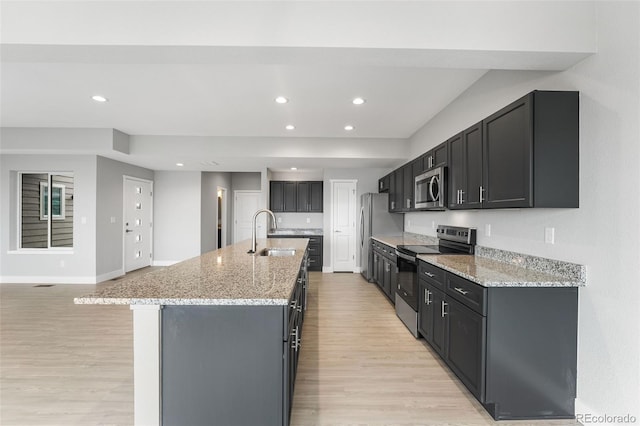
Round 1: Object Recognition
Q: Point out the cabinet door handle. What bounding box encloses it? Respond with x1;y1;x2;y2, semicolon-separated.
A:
407;198;411;209
441;300;448;318
424;271;435;278
479;186;485;203
290;300;297;310
454;287;469;295
424;288;432;305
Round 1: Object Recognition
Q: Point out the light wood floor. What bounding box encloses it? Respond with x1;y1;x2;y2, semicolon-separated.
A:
1;271;580;425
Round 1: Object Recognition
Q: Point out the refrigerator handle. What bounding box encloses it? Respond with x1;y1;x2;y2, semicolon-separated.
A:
360;206;365;247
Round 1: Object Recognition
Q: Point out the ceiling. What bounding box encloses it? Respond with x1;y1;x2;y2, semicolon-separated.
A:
0;1;596;172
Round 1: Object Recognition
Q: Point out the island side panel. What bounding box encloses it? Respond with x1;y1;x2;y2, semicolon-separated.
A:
161;305;285;426
131;305;162;426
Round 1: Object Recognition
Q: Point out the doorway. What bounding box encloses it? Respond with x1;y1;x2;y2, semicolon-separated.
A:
217;187;228;249
233;190;262;244
123;176;153;273
331;180;357;272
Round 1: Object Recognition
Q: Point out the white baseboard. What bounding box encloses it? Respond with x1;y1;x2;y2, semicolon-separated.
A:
152;260;179;267
95;269;125;284
0;275;97;284
354;267;362;273
322;266;333;273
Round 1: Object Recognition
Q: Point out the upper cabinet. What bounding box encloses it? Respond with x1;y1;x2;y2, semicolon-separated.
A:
378;173;390;193
382;90;579;213
270;181;323;213
450;91;579;209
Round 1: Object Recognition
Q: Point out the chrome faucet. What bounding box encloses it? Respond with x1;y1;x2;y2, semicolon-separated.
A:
247;209;277;254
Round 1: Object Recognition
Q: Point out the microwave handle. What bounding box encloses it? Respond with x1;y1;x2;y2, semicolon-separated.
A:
429;176;438;201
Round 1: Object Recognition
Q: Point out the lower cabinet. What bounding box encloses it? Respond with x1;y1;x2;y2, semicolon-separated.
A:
417;259;578;420
161;253;308;426
269;235;323;271
371;240;396;303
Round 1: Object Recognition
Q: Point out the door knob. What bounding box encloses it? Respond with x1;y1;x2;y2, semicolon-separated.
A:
334;230;342;233
125;229;133;233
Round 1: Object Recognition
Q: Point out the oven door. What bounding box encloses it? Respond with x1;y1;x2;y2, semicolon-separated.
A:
414;166;445;210
396;251;418;311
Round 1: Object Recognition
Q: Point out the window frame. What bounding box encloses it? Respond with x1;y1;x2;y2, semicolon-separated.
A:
17;172;74;251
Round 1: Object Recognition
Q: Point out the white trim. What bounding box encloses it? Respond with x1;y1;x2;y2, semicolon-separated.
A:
7;249;74;255
217;186;228;249
96;268;125;284
322;266;333;273
0;275;97;284
130;305;162;426
353;266;362;273
152;260;179;267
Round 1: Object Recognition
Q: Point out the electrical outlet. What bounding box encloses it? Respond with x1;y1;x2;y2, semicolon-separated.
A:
110;216;116;224
485;224;491;237
545;227;555;244
431;221;436;229
277;217;282;223
59;260;65;268
407;219;411;227
306;217;311;223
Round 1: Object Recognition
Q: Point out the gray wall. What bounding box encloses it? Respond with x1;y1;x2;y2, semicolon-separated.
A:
322;168;391;270
153;171;202;263
201;172;232;254
0;154;97;282
95;156;153;277
404;2;639;417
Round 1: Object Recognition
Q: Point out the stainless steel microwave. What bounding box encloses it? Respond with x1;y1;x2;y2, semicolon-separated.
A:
415;166;446;210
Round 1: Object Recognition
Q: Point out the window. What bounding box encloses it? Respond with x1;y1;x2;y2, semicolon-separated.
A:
20;173;74;249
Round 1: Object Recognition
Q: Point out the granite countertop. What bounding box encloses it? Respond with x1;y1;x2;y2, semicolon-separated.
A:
371;233;437;248
267;228;323;236
74;238;309;306
372;234;585;288
418;254;584;288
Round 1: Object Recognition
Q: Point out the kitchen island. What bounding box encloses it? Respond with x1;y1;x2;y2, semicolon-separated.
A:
75;238;310;426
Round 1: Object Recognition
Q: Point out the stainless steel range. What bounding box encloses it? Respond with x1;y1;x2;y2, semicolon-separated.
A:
395;225;476;337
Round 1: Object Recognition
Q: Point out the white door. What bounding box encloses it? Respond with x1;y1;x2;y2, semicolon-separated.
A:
124;177;153;273
331;180;357;272
233;191;262;244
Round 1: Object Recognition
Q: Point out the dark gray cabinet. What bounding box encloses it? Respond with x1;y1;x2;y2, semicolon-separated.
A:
381;90;578;212
297;181;323;212
423;141;449;170
270;181;323;213
389;168;403;212
449;91;579;209
416;259;578;420
378;174;390;193
162;251;309;426
269;235;322;271
371;240;396;303
449;123;483;209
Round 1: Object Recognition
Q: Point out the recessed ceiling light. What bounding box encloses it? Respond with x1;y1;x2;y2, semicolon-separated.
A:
344;125;355;131
91;95;108;102
291;167;298;171
285;125;295;130
275;96;289;104
352;97;366;105
176;163;184;167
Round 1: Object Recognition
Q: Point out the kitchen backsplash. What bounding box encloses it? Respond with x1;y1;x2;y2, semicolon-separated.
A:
274;213;324;229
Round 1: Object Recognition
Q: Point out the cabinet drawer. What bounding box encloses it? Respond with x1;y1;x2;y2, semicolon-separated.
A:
418;261;445;290
308;237;322;245
445;273;486;316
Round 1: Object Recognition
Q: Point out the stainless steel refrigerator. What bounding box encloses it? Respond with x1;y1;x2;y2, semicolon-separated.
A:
360;193;404;281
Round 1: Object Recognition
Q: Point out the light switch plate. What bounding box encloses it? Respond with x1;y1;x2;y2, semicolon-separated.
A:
306;217;311;223
485;224;491;237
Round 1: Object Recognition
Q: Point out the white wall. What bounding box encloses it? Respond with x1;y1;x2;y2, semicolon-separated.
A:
153;171;201;264
0;154;98;283
406;2;639;418
200;172;232;254
95;156;153;279
274;212;323;229
322;168;391;270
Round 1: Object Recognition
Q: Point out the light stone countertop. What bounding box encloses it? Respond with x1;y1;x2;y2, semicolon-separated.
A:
418;254;584;288
372;234;584;288
267;228;323;236
74;238;309;306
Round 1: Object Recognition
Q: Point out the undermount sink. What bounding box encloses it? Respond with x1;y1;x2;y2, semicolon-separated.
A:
258;248;297;257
